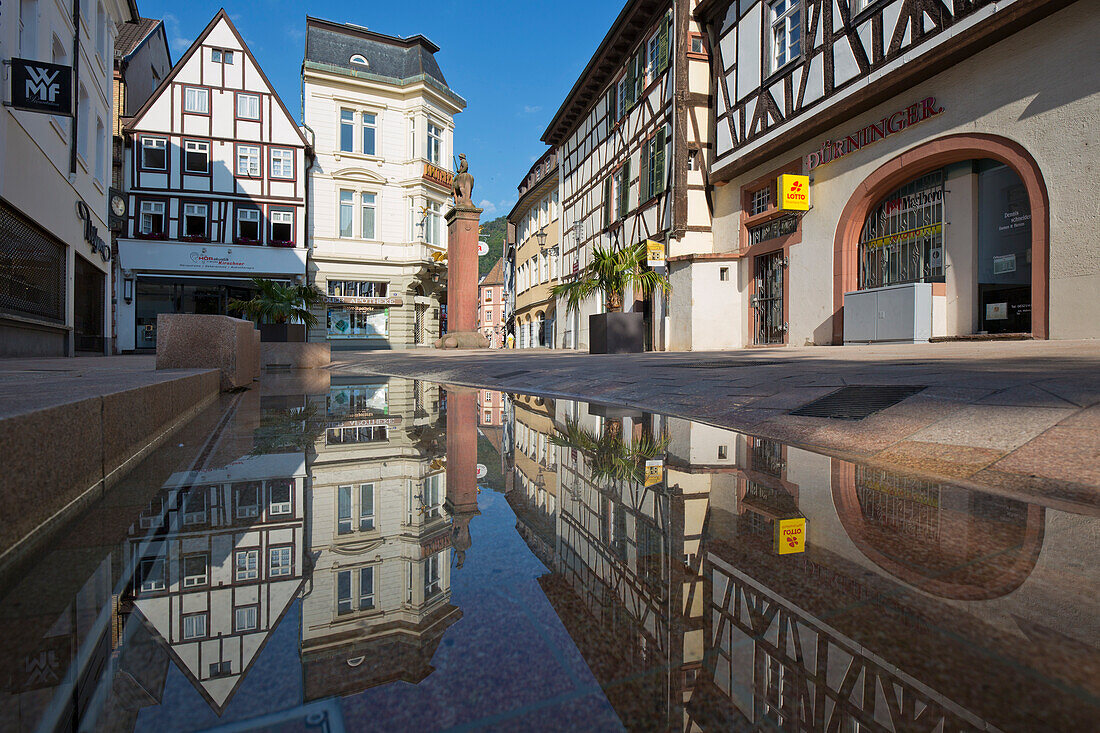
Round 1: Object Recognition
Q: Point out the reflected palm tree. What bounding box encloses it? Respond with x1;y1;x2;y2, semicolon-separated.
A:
550;418;669;485
250;403;326;455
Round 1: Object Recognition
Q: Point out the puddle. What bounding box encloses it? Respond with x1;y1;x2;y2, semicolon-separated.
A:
0;375;1095;731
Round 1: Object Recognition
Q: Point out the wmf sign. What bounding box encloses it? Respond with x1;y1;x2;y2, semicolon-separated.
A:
8;59;73;115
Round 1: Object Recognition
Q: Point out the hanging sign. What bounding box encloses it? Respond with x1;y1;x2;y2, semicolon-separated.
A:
476;464;488;479
477;240;489;256
644;460;664;487
645;240;666;268
778;175;810;210
9;58;72;115
774;517;807;555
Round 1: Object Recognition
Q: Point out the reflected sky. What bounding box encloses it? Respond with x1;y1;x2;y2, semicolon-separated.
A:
0;374;1095;732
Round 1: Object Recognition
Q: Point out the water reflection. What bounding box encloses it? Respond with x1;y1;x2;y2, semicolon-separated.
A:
0;376;1095;731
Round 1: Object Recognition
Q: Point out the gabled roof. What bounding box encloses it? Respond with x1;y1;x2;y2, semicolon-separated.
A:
481;258;504;287
125;9;309;147
115;18;165;62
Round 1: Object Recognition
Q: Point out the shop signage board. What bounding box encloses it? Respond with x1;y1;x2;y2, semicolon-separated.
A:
775;517;807;555
644;460;664;487
326;416;402;429
477;240;489;256
806;97;944;171
778;175;810;210
861;223;942;251
423;163;455;188
9;59;72;116
324;295;403;307
645;240;666;268
117;240;306;276
476;464;488;479
420;532;451;559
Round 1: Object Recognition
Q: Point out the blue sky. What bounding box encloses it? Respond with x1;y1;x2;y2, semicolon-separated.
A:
139;0;624;219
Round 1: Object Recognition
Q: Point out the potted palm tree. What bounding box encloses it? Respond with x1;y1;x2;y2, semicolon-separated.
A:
229;277;325;343
550;241;670;353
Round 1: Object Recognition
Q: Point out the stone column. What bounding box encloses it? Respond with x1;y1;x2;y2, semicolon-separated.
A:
445;387;481;567
435;205;489;349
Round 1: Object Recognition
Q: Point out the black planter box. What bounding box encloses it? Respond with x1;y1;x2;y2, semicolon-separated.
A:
260;323;306;343
589;312;644;354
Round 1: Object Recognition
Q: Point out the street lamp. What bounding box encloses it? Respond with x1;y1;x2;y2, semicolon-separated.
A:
536;228;548;250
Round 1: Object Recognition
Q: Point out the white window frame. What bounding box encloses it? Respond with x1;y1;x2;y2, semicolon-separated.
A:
236;208;260;242
359;483;375;531
183;554;208;588
95;2;106;61
139;558;165;592
361;112;377;156
359;566;375;609
211;49;222;63
182;613;207;640
339;190;354;238
182;203;208;237
361;192;376;240
183;87;209;114
425;201;442;246
139;200;165;235
270;148;294;179
269;547;292;577
237;145;260;177
183;140;209;174
337;484;353;534
141;137;167;170
427;122;443;165
237;93;260;120
19;0;39;60
270;210;294;243
234;606;258;632
750;187;772;216
769;0;802;74
340;108;355;153
269;480;292;515
235;549;259;581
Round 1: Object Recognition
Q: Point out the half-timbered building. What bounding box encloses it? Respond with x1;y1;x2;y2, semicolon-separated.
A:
114;10;309;352
543;0;714;351
695;0;1098;346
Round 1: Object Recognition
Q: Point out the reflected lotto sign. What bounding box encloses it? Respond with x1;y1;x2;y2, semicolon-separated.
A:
775;517;807;555
779;174;810;211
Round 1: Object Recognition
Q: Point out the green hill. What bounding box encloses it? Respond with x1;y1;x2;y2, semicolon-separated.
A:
479;215;506;277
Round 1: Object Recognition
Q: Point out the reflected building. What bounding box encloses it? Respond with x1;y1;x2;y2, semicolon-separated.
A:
301;378;461;699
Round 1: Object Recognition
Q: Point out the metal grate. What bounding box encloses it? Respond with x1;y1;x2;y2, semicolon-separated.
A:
0;200;66;323
790;385;925;420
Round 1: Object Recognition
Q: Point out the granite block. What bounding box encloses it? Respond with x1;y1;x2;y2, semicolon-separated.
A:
260;342;331;369
156;313;256;390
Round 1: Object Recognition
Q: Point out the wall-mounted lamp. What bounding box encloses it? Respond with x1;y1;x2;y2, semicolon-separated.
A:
536;228;548;250
123;271;135;304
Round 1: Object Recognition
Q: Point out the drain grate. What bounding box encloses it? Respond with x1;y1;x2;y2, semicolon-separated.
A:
493;370;530;379
664;360;785;369
790;385;925;420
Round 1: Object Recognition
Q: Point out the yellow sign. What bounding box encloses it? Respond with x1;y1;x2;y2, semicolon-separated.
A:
774;517;807;555
644;460;664;487
645;240;666;267
862;222;942;251
779;174;810;211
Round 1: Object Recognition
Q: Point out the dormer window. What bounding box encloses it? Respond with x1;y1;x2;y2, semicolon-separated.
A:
350;54;369;67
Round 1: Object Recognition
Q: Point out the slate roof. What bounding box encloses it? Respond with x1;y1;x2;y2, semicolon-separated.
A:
480;258;505;287
115;18;162;61
304;17;450;89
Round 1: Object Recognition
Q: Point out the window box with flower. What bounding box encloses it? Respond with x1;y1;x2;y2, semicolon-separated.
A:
234;236;260;246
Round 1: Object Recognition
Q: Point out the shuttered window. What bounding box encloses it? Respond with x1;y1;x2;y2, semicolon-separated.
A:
602;177;612;229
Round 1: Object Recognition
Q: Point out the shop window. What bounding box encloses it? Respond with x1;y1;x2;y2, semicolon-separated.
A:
270;148;293;179
183;141;209;174
236;145;260;176
141;137;167;170
183;87;209;114
236;208;260;243
139;200;165;236
769;0;801;73
236;93;260;121
182;203;207;239
270;210;294;245
858;169;945;289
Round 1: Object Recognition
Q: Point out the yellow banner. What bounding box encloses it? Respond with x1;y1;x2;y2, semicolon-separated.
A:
775;517;807;555
863;223;942;251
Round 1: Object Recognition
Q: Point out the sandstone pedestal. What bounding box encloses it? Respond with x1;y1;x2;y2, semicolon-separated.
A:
444;388;481;567
435;204;488;350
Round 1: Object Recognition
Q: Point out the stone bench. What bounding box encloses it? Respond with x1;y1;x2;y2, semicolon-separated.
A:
156;314;260;390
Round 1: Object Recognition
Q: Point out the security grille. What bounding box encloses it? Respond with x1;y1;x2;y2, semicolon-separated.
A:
859;169;945;290
750;438;785;477
414;304;426;344
753;251;786;345
0;200;66;323
854;465;941;540
790;385;925;420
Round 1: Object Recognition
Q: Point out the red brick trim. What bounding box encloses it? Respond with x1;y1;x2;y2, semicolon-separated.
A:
831;133;1050;343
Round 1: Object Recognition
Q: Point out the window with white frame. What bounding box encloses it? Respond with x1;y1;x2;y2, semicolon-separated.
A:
234;606;258;632
427;122;443;164
362;113;376;156
269;479;292;515
184;87;209;114
235;549;259;581
237;93;260;120
139;201;165;235
19;0;38;59
212;48;233;64
350;53;369;66
236;208;260;241
224;50;234;64
237;145;260;176
425;201;442;246
336;568;376;615
340;109;354;153
769;0;801;73
270;148;293;179
551;189;559;221
337;569;353;614
269;547;292;577
422;473;444;519
184;141;209;174
182;203;207;238
184;488;206;523
361;193;376;239
409;117;416;159
359;566;375;609
270;210;293;243
424;553;442;598
338;485;353;535
614;164;629;219
141;137;166;169
339;190;354;238
183;554;208;588
646;31;661;84
139;558;165;592
182;613;207;640
852;0;873;11
360;483;375;531
235;481;260;518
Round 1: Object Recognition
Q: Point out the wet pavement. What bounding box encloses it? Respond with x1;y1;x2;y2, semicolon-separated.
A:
0;370;1096;731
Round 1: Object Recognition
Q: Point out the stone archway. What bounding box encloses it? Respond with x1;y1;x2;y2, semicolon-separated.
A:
831;133;1050;342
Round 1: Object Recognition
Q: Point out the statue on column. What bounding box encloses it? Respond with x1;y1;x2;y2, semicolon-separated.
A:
453;154;474;208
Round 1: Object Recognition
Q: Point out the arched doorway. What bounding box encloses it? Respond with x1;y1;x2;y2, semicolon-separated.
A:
832;134;1049;342
535;311;546;347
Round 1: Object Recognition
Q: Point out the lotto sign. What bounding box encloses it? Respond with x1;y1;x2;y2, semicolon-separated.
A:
644;460;664;487
779;175;810;211
645;240;666;268
774;517;807;555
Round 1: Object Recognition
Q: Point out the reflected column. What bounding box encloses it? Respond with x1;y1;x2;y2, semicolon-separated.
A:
445;387;481;567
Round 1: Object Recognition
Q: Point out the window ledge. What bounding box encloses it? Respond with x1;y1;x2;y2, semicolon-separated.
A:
50;117;68;142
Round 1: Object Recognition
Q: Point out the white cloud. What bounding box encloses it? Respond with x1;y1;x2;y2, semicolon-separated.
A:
478;200;498;216
522;105;543;114
162;14;192;53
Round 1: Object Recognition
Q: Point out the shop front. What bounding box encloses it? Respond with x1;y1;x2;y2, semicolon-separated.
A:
115;239;307;352
323;280;402;349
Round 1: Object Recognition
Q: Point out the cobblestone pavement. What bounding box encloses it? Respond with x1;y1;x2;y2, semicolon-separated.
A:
332;340;1100;514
